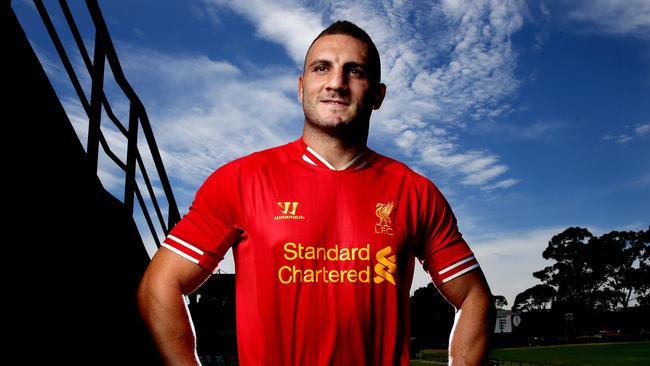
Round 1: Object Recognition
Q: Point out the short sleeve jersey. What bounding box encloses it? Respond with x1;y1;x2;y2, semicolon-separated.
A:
163;138;479;366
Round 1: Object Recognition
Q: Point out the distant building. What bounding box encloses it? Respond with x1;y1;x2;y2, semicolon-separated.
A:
494;309;514;333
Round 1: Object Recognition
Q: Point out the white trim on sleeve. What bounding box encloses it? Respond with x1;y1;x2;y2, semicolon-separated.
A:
161;243;200;264
438;255;476;275
167;234;204;255
441;264;480;284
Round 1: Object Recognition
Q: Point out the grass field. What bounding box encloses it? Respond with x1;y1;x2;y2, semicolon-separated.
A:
412;342;650;366
410;361;444;365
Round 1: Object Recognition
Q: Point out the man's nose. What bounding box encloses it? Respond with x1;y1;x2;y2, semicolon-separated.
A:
325;67;347;91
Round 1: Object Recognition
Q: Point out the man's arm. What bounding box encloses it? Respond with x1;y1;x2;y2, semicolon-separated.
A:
437;269;495;366
137;247;212;365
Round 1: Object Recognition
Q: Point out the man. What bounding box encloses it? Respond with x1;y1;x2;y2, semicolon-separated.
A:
138;21;494;366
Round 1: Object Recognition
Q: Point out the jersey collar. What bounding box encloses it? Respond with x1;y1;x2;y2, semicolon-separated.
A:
295;138;372;171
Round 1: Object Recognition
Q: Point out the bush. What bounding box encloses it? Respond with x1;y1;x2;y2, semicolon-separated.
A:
418;349;448;362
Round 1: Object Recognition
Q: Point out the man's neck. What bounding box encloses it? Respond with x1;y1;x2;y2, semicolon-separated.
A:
302;122;368;170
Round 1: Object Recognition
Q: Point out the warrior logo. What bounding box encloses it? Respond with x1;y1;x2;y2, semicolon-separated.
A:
275;202;304;220
278;201;299;215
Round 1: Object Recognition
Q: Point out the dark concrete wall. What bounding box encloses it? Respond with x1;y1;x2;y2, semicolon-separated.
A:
5;2;161;364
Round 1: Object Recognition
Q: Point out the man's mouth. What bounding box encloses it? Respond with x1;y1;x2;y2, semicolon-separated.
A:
320;99;350;106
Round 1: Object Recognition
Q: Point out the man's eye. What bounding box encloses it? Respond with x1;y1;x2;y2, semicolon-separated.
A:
350;68;365;77
315;65;328;73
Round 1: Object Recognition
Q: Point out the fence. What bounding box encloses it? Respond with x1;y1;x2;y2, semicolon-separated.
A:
33;0;180;247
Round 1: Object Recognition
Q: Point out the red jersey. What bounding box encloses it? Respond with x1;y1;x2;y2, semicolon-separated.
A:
163;138;479;366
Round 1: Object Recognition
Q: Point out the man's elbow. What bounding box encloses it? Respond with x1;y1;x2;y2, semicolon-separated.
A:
474;284;496;336
137;268;155;317
464;279;495;329
137;264;170;317
479;284;496;326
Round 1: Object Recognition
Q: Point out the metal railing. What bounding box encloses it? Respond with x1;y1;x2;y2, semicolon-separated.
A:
33;0;180;247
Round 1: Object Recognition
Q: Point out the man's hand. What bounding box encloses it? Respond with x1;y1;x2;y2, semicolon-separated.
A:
437;270;495;366
137;247;212;365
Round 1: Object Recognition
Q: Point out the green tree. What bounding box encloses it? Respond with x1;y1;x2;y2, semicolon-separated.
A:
597;229;648;308
629;227;650;305
492;295;508;310
410;283;455;348
512;284;556;311
532;227;606;311
518;226;650;312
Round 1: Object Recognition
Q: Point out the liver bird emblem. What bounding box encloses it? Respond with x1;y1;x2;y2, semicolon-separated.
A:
375;201;394;227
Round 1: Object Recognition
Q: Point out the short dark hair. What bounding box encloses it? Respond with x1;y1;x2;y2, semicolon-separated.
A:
305;20;381;84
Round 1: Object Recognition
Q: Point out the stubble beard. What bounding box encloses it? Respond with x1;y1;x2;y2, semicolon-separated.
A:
302;96;372;141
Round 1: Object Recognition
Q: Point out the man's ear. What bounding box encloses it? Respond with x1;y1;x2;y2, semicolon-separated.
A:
373;83;387;110
298;76;304;104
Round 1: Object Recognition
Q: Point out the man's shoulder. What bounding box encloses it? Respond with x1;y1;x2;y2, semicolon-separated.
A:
213;139;297;173
372;151;433;186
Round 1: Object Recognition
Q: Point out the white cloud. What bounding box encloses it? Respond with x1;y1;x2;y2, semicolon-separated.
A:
96;165;124;195
481;178;520;191
531;2;551;51
635;123;650;136
637;174;650;188
25;20;303;246
603;122;650;144
410;226;563;302
126;0;528;281
204;0;324;64
24;0;530;269
113;44;303;188
204;0;524;189
27;2;647;304
566;0;650;39
451;222;650;304
60;92;177;246
418;138;518;188
463;226;564;305
462;164;508;186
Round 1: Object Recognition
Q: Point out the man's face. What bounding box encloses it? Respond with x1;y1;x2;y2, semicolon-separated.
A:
299;34;385;132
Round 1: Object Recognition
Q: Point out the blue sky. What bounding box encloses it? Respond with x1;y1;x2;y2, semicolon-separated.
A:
14;0;649;305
